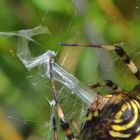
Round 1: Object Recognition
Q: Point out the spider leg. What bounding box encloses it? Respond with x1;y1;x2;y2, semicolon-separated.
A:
52;116;58;140
49;58;77;140
59;43;140;81
129;83;140;95
89;80;122;92
70;118;80;133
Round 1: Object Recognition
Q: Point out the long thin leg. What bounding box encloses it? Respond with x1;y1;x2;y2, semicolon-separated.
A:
89;80;122;92
49;58;77;140
70;119;80;133
130;83;140;95
59;43;140;80
52;116;58;140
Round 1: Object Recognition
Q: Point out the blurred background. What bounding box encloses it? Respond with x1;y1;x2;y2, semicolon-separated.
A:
0;0;140;139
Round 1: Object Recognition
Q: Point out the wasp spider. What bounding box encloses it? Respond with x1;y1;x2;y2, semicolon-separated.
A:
49;43;140;140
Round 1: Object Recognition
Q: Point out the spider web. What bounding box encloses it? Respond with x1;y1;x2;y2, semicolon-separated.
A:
1;1;140;140
0;2;96;140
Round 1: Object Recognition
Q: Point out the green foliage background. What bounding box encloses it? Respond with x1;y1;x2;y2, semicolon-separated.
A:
0;0;140;139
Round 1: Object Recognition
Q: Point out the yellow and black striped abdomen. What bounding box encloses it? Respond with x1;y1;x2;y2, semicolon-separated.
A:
80;93;140;140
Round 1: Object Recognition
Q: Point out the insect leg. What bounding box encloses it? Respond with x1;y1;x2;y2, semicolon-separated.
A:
70;119;80;133
49;58;77;140
89;80;121;92
59;43;140;81
52;116;58;140
130;83;140;95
